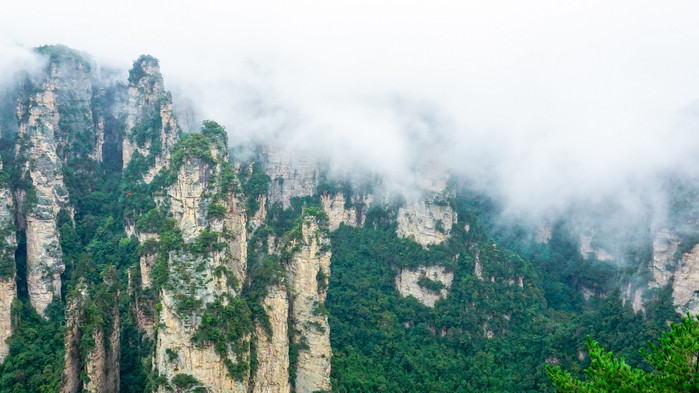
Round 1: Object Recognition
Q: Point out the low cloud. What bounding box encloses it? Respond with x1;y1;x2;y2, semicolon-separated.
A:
2;1;699;232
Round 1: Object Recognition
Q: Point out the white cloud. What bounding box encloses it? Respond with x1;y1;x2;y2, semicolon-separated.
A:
2;0;699;219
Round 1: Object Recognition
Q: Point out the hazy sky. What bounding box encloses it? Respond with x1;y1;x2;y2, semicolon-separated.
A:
3;0;699;216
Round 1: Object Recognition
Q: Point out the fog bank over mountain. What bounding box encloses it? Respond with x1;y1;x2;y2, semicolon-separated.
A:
3;1;699;222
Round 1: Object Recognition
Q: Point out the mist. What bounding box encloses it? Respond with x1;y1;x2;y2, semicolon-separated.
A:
3;0;699;233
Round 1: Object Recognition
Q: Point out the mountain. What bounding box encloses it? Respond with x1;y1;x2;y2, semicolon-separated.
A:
0;44;693;392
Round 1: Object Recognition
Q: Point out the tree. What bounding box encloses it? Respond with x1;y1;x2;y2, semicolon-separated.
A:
547;314;699;392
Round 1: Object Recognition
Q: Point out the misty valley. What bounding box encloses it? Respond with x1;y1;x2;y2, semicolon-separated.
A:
0;44;698;393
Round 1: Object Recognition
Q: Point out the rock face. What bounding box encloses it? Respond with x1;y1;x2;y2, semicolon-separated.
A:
649;228;680;288
578;234;614;262
397;200;457;246
155;291;245;393
262;146;319;208
321;193;372;231
287;217;332;393
153;135;249;393
16;62;71;317
251;284;290;393
122;55;179;183
395;265;454;307
84;289;120;393
0;165;16;362
672;244;699;316
60;283;87;393
534;220;553;244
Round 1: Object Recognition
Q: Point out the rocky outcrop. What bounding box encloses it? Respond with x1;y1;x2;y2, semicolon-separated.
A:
321;193;372;231
579;234;614;262
0;280;14;363
46;47;101;165
672;244;699;316
155;291;246;393
287;217;332;393
262;146;319;209
0;165;16;362
251;284;290;393
84;290;120;393
154;132;249;393
397;200;457;246
60;283;87;393
122;55;178;183
534;220;553;244
16;65;71;317
61;275;120;393
395;265;454;307
649;228;680;288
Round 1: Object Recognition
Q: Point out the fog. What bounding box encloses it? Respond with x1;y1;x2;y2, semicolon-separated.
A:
3;0;699;229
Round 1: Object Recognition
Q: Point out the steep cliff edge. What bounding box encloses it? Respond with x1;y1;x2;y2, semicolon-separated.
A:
321;192;372;231
16;55;73;317
287;216;332;393
396;199;457;246
0;161;16;362
152;124;250;393
251;284;290;393
122;55;179;184
262;146;319;209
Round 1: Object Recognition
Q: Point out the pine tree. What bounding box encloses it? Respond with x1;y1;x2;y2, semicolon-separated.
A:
547;314;699;392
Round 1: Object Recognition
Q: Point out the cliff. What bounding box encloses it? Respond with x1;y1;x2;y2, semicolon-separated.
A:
395;265;454;307
286;216;332;393
152;126;249;393
262;146;319;209
16;52;74;317
251;284;290;393
320;192;372;231
0;162;16;362
122;55;179;183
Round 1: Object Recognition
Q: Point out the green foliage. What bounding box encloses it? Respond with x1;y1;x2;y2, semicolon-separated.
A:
0;300;65;393
191;295;253;381
171;133;215;170
171;373;204;392
548;314;699;392
130;112;162;150
416;274;445;292
128;55;159;85
239;162;270;214
207;203;227;220
35;45;92;71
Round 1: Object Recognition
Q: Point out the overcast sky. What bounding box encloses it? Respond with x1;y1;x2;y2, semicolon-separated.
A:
3;0;699;217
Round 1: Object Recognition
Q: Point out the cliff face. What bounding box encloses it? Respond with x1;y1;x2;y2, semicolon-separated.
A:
0;162;16;362
153;133;249;393
395;165;457;247
122;55;179;183
649;228;679;288
395;265;454;307
321;193;372;231
287;216;332;393
578;234;614;262
671;244;699;316
262;146;319;209
16;61;71;317
397;200;457;247
60;282;87;393
251;284;290;393
84;288;120;393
